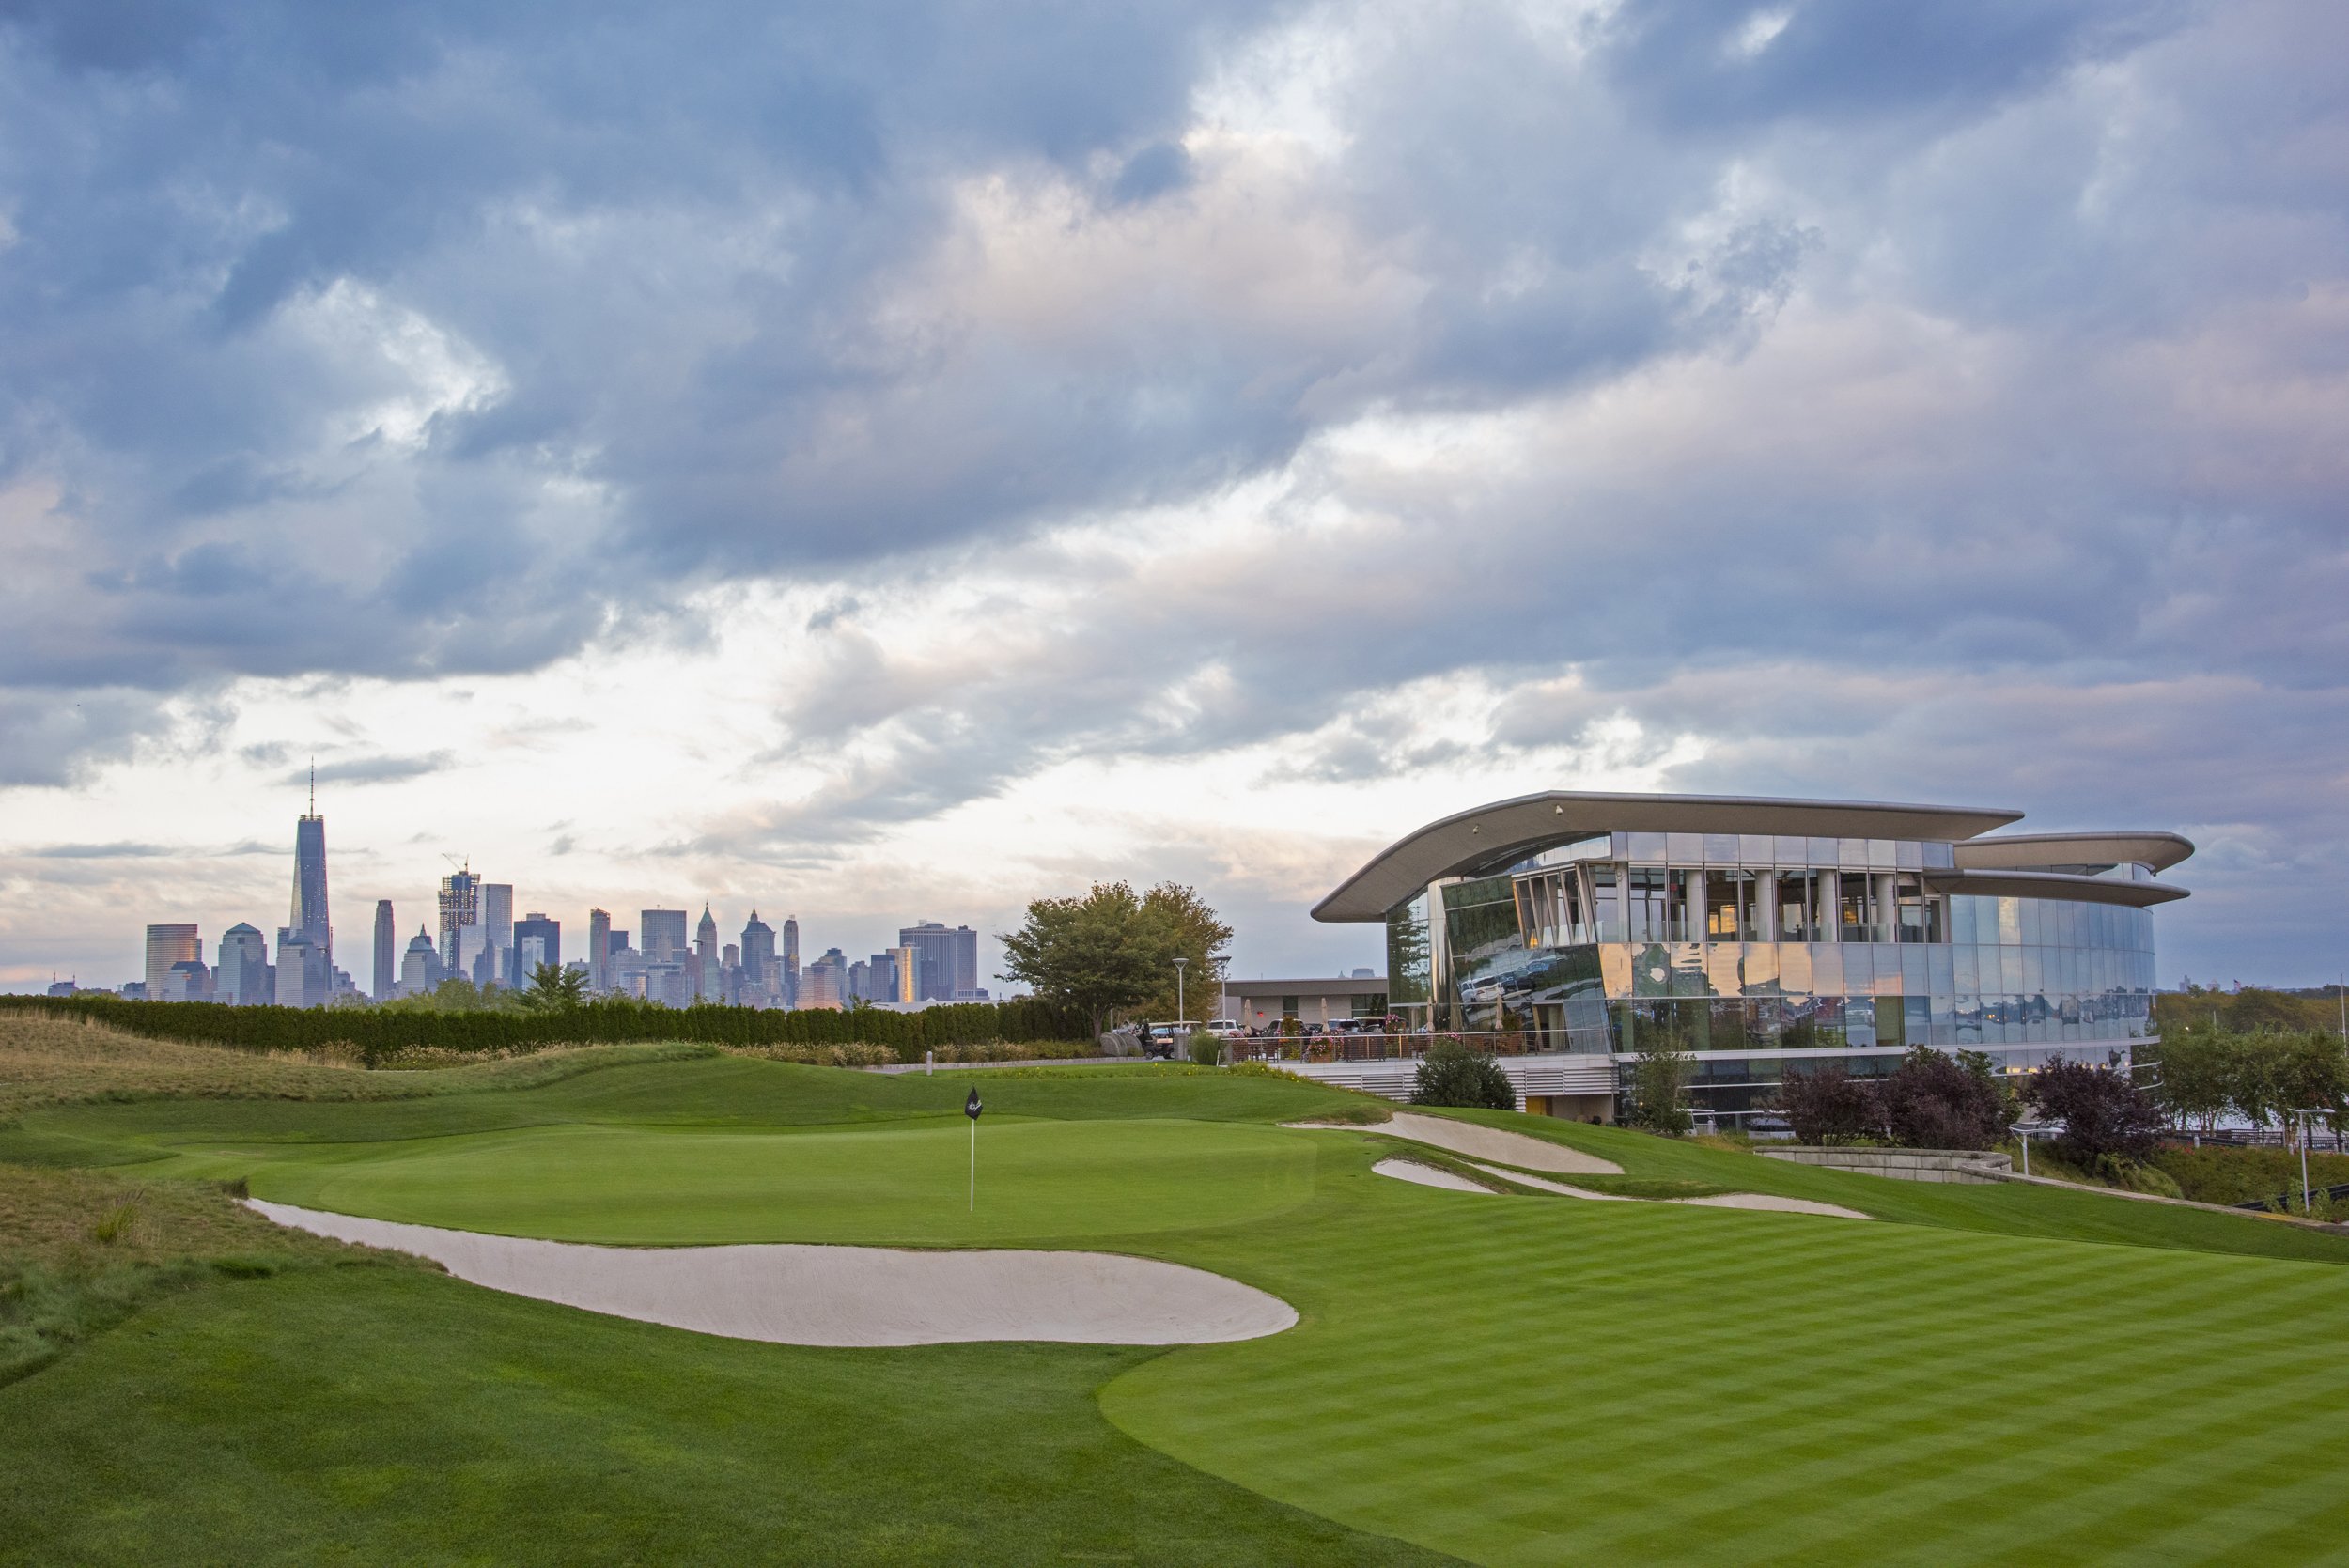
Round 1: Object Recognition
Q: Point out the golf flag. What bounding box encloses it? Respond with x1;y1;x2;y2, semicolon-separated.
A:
966;1089;983;1210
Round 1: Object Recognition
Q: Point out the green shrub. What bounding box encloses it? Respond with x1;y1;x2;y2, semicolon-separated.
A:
0;993;1090;1064
1187;1030;1221;1067
1627;1038;1695;1135
1410;1041;1515;1110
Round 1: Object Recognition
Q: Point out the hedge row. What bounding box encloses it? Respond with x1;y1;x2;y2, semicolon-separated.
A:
0;993;1090;1063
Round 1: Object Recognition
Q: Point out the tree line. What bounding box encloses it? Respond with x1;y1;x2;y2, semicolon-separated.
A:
2140;1028;2347;1144
0;991;1089;1062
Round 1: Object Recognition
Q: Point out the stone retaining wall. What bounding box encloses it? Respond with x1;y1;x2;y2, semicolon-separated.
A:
1760;1147;2013;1184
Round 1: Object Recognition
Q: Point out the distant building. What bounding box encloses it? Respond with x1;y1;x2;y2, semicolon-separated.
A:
513;912;560;985
898;921;979;1002
888;944;919;1004
862;951;900;1005
587;908;613;993
120;982;148;1001
1222;975;1388;1033
161;958;212;1002
289;768;333;970
640;909;688;966
45;978;78;998
739;911;778;1007
372;900;397;1001
480;884;514;988
218;923;272;1007
801;949;847;1010
398;926;443;997
438;865;480;970
781;917;801;1007
274;932;329;1009
145;924;200;1000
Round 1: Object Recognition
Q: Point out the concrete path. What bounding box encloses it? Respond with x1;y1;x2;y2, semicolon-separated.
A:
1371;1157;1494;1193
248;1201;1297;1347
1291;1111;1623;1174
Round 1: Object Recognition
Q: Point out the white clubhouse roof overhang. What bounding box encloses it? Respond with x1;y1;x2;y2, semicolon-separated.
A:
1311;790;2031;924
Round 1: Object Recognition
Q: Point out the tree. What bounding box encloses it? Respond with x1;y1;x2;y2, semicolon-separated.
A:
1626;1035;1695;1135
2029;1056;2166;1166
1770;1063;1879;1145
521;962;588;1013
2147;1031;2231;1134
2231;1032;2349;1151
1410;1039;1515;1110
1877;1047;2010;1151
1132;883;1235;1022
998;882;1172;1038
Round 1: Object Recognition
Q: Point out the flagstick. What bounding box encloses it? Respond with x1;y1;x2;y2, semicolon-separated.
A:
969;1114;976;1212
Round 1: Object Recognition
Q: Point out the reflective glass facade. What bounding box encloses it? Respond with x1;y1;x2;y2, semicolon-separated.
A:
1383;832;2159;1081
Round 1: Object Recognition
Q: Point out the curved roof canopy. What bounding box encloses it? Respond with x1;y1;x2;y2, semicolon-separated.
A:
1312;791;2026;924
1925;868;2190;908
1952;831;2195;876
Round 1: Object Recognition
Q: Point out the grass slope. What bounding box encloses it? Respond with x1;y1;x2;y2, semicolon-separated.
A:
0;1265;1454;1567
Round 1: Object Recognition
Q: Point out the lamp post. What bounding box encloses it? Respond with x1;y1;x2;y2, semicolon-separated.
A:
2010;1123;2046;1178
1173;956;1188;1024
2292;1109;2329;1214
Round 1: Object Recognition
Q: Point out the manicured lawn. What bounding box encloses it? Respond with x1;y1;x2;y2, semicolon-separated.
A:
0;1265;1450;1567
11;1050;2349;1565
1103;1135;2349;1566
165;1116;1324;1246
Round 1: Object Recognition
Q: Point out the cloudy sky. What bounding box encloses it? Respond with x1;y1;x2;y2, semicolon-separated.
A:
2;0;2344;993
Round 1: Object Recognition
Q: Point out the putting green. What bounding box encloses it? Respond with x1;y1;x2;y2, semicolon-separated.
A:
201;1116;1322;1246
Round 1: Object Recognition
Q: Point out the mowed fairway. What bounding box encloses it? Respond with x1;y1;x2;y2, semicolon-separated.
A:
12;1050;2349;1565
1103;1149;2349;1566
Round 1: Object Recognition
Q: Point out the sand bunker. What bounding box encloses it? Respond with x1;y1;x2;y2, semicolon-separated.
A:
1292;1111;1623;1174
1371;1157;1493;1193
249;1201;1297;1347
1457;1161;1871;1219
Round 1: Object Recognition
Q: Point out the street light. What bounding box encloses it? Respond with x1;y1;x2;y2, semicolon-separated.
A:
1173;956;1188;1024
2291;1109;2332;1215
2010;1123;2049;1177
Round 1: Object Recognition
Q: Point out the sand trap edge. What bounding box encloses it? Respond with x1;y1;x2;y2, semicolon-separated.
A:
247;1200;1298;1347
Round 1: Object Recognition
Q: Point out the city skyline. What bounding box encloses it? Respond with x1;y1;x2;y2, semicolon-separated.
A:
66;787;1035;1007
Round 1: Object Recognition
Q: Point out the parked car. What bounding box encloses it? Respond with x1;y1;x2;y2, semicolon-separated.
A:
1204;1019;1242;1039
1142;1021;1200;1060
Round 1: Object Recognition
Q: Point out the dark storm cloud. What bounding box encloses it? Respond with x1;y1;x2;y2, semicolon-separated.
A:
298;751;455;787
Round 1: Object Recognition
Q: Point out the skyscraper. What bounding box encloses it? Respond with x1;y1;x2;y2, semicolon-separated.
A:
694;903;720;999
372;900;396;1001
290;767;332;970
438;864;479;970
481;883;514;987
640;908;688;964
513;912;560;982
739;911;776;1004
898;921;980;1002
219;923;271;1006
145;924;200;999
587;908;612;993
781;916;800;1006
888;944;919;1004
399;925;443;997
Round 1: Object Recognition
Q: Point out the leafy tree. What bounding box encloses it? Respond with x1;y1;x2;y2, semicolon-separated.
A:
521;962;588;1013
1132;883;1235;1022
1877;1047;2010;1151
998;882;1173;1037
2029;1056;2166;1165
1410;1040;1515;1110
1769;1063;1879;1145
2146;1031;2231;1134
1626;1034;1695;1135
2229;1032;2349;1151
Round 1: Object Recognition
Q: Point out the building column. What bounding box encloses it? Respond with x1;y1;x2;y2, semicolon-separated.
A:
1758;870;1779;942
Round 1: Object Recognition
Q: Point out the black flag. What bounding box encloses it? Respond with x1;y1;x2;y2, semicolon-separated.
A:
965;1089;984;1120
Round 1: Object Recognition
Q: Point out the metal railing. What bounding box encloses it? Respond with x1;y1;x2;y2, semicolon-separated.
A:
1224;1030;1596;1064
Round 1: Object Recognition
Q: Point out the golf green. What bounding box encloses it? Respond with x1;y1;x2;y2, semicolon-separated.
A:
179;1115;1324;1246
